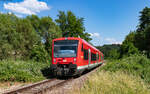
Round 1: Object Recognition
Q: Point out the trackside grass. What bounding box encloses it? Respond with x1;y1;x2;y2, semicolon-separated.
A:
73;54;150;94
73;71;150;94
0;60;50;82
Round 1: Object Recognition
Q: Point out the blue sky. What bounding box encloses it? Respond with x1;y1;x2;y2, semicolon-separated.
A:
0;0;149;46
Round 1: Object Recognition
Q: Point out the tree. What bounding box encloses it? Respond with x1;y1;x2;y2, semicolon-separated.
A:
120;7;150;57
39;16;62;55
0;13;19;59
16;18;40;59
96;44;121;59
120;42;139;57
108;49;120;59
56;11;92;42
27;15;62;61
137;7;150;31
134;7;150;55
144;26;150;57
120;32;139;57
26;15;40;32
0;13;62;61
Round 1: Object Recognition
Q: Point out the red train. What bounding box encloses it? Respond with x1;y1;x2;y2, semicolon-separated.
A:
50;37;104;76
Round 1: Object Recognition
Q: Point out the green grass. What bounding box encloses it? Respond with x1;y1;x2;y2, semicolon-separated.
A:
74;71;150;94
0;60;50;82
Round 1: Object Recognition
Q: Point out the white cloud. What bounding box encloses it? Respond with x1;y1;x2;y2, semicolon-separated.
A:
15;14;23;18
8;11;12;15
4;0;50;15
89;32;100;38
0;11;3;14
105;38;122;44
89;32;102;46
89;32;122;46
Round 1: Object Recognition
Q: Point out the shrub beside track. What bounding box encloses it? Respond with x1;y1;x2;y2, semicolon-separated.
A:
0;60;50;82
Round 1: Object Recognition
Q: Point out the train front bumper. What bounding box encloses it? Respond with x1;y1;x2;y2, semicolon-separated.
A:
50;64;77;76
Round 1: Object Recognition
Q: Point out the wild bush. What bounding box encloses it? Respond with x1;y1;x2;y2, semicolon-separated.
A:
30;44;50;63
101;54;150;83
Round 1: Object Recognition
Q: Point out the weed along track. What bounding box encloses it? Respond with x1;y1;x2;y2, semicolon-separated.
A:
3;78;73;94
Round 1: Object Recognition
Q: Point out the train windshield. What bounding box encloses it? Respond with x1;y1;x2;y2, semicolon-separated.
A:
54;40;78;57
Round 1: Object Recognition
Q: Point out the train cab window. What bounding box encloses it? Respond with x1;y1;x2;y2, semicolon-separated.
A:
83;49;88;60
54;40;78;57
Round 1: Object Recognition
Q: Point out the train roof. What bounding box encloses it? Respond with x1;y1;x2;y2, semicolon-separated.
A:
53;37;80;41
53;37;103;54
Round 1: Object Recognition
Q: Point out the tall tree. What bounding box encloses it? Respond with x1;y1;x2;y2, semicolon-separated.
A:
134;7;150;55
16;18;40;59
137;7;150;31
121;7;150;57
39;16;62;55
55;11;91;42
0;13;62;61
27;15;62;60
120;32;139;57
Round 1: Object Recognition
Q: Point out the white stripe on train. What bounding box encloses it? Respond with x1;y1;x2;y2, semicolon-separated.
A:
77;62;103;70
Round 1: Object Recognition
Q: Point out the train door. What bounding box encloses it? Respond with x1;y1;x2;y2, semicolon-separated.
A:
101;54;103;61
96;53;98;63
88;49;91;69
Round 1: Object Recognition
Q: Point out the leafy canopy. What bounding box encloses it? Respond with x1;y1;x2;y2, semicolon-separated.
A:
56;11;92;42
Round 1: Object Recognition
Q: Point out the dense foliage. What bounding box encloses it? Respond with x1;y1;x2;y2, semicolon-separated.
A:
120;7;150;57
0;60;49;82
0;11;91;62
101;54;150;83
55;11;92;42
0;11;92;82
96;44;121;59
0;13;61;62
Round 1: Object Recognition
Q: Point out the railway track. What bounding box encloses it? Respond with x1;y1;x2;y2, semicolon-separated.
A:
3;62;105;94
3;78;73;94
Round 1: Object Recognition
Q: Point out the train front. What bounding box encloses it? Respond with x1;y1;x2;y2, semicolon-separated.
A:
50;38;79;76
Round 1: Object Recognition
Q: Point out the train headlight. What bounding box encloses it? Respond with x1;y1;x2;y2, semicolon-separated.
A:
63;59;67;62
54;59;56;62
74;58;76;62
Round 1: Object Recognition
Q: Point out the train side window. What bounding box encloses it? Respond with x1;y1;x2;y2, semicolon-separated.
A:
83;49;88;60
94;54;96;60
101;55;103;60
81;44;83;51
91;53;96;61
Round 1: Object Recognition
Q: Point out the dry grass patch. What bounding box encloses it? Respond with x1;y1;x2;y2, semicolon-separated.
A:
73;71;150;94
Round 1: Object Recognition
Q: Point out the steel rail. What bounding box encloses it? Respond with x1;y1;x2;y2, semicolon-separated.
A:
3;79;58;94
